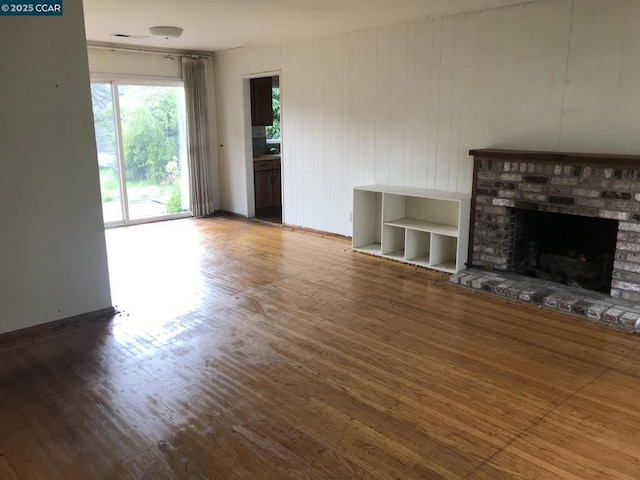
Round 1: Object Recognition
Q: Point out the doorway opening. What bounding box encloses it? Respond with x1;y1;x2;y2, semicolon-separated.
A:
248;75;282;224
90;81;191;227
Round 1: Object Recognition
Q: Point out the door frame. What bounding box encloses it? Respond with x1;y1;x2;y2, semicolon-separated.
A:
241;70;283;220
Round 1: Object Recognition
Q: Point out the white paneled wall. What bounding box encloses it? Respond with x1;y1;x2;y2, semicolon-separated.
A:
214;0;640;236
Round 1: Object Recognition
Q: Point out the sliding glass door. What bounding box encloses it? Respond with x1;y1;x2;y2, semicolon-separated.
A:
90;81;190;226
91;83;124;224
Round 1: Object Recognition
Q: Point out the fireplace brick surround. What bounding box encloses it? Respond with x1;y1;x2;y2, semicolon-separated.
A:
467;149;640;303
452;149;640;331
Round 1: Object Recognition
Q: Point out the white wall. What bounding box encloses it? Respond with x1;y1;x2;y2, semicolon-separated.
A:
214;47;282;216
87;47;221;210
214;0;640;236
0;0;112;334
87;47;183;79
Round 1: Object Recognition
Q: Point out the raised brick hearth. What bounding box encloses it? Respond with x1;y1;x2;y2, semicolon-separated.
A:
453;149;640;332
450;268;640;332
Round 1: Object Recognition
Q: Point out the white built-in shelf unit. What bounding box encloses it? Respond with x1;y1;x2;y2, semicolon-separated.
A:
352;185;470;273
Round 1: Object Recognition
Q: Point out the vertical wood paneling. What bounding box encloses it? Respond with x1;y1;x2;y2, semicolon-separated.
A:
282;43;293;224
580;0;616;153
347;31;361;228
526;0;573;150
403;23;417;188
323;36;334;232
328;35;344;233
281;42;299;224
579;0;627;153
261;45;281;72
310;39;325;229
435;16;456;189
389;25;409;187
363;29;377;185
242;47;264;74
447;14;466;192
456;11;480;193
471;8;501;151
300;39;316;227
559;0;594;151
512;1;537;149
410;20;432;188
374;26;393;186
491;4;525;148
340;35;353;234
612;1;640;153
426;19;442;190
354;31;367;184
215;0;640;236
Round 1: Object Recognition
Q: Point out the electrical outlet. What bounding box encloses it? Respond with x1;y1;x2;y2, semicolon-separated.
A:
349;212;353;223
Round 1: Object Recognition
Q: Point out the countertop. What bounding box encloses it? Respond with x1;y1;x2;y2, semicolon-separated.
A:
253;154;281;161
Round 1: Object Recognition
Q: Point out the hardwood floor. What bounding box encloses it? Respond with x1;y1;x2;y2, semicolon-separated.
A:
2;216;640;479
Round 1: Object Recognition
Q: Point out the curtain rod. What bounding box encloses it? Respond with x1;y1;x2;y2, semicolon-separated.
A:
87;43;211;59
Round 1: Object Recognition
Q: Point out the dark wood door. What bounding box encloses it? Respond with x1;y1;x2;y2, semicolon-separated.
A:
254;170;273;209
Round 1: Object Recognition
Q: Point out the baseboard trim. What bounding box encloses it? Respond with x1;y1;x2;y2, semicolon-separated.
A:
207;212;352;241
0;306;117;346
211;210;247;219
282;223;352;241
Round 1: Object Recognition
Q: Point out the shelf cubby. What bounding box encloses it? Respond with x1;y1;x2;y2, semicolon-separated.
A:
430;234;458;273
382;225;405;258
352;189;382;255
405;229;431;267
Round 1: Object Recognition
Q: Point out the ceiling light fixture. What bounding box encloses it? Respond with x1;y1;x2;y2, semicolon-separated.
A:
149;26;183;39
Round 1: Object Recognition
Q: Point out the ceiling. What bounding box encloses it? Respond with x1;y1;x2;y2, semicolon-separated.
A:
83;0;535;53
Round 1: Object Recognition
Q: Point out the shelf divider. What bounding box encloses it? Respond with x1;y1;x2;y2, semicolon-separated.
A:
385;218;458;236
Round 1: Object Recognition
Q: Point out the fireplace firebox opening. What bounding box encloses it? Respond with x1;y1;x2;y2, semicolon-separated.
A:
510;209;618;293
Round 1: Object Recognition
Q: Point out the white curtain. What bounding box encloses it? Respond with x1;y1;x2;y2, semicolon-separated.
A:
182;56;213;217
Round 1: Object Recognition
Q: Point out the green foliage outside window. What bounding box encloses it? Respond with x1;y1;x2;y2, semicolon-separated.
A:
122;89;180;184
266;87;280;141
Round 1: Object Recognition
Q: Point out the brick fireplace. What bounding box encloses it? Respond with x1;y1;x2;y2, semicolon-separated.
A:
452;149;640;332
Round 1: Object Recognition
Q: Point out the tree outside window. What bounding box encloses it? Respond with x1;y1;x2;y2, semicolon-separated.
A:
266;87;280;142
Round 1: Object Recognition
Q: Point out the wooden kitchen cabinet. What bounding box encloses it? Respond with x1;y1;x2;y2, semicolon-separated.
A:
250;77;273;126
273;171;281;208
254;157;281;210
254;170;274;209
